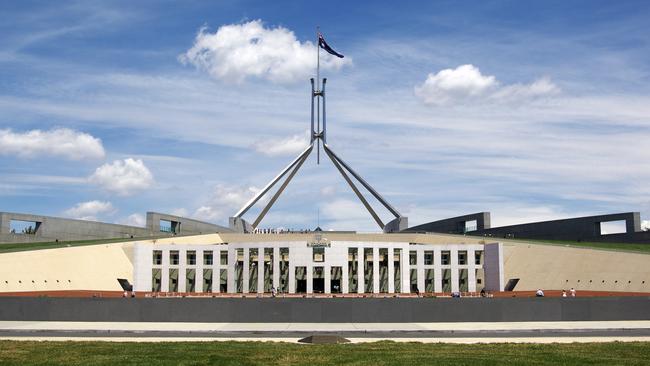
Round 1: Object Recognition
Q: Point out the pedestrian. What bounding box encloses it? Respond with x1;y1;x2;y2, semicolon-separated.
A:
271;286;277;298
570;288;576;297
562;289;567;297
535;288;544;297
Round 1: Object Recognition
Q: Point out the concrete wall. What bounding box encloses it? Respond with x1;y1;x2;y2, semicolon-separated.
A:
407;212;650;244
404;212;491;234
0;297;649;322
147;212;230;235
0;211;231;244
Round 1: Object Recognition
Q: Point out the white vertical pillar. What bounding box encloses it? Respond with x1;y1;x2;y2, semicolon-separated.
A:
306;265;313;294
417;249;425;294
273;246;280;290
227;248;236;293
179;249;187;293
372;247;379;294
257;248;264;294
342;254;349;294
324;266;331;293
468;248;476;292
357;247;364;294
289;264;296;294
434;248;442;293
451;248;459;293
388;247;395;293
243;248;250;293
161;248;169;292
196;249;203;293
402;246;410;293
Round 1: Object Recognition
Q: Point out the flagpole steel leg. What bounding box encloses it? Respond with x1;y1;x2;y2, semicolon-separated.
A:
234;144;314;218
324;144;402;219
324;146;385;230
322;78;327;143
252;145;313;228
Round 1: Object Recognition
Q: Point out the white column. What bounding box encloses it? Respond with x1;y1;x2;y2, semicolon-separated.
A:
227;248;236;293
468;248;476;292
324;266;331;293
289;264;296;294
273;247;280;290
402;246;410;293
417;249;425;293
357;247;364;293
306;265;313;294
388;247;395;293
434;248;443;293
196;249;204;293
342;258;349;294
178;249;187;293
161;248;169;292
372;247;379;294
258;247;264;293
243;248;250;293
451;248;459;293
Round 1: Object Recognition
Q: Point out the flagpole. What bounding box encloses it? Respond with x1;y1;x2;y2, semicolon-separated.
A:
316;26;321;164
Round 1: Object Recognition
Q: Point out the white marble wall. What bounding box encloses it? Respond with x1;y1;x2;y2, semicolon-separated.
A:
133;241;497;294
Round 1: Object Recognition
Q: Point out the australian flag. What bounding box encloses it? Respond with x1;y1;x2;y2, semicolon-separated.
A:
318;33;344;58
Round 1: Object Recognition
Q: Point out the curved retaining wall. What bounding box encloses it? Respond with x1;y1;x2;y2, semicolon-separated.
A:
1;297;649;323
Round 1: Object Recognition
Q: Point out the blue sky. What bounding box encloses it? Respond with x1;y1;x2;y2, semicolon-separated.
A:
1;0;649;231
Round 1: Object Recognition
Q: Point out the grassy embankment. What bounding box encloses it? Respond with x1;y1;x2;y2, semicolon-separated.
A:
1;341;650;365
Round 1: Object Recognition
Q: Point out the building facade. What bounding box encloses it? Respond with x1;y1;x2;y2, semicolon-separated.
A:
133;237;504;295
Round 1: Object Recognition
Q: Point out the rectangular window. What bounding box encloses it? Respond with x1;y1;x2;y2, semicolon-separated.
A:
264;248;273;293
220;269;228;292
379;248;388;293
220;251;228;265
459;269;468;292
235;249;243;293
348;248;358;293
442;268;451;292
410;268;418;293
313;247;325;262
425;269;435;293
394;249;401;293
280;248;289;293
364;248;374;293
424;250;434;265
203;269;213;292
170;251;179;265
186;269;196;292
169;268;178;292
465;220;477;232
599;220;627;235
475;250;483;265
409;250;417;265
249;248;258;293
441;251;450;265
458;251;467;265
151;269;162;292
152;250;162;265
9;219;40;235
204;251;213;265
186;251;196;265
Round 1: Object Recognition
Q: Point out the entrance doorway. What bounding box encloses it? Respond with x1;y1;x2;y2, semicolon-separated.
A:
296;266;307;293
313;266;324;293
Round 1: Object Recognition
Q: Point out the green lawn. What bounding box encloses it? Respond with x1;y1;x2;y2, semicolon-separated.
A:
1;341;649;365
508;238;650;254
0;237;157;254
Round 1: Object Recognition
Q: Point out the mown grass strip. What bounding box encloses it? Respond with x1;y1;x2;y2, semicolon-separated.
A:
0;340;649;366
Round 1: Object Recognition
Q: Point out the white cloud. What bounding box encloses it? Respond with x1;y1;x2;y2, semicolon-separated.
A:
252;130;310;157
89;158;154;196
192;183;263;223
63;200;114;221
119;213;145;227
0;128;105;160
321;199;381;232
179;20;350;83
414;64;559;105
